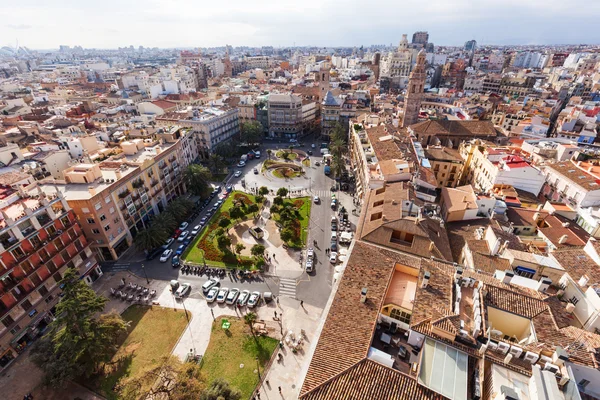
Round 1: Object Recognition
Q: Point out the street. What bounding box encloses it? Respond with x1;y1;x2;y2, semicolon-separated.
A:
108;136;356;309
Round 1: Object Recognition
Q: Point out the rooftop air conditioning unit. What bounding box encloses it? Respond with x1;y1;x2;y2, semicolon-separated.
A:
543;362;560;374
509;346;523;358
497;341;510;355
565;303;576;313
488;341;498;351
524;351;539;364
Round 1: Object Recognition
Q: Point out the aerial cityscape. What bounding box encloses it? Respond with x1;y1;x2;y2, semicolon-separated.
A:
1;2;600;399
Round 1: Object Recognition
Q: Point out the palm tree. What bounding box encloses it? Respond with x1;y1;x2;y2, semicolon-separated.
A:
184;164;212;196
152;212;177;234
244;312;258;337
134;226;168;252
329;137;345;158
331;154;345;178
207;153;225;174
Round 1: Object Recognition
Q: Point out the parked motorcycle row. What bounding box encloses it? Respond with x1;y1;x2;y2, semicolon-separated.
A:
179;265;261;282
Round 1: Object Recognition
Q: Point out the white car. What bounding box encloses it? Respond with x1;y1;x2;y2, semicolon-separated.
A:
234;170;242;177
179;222;189;230
226;288;240;305
177;231;189;242
160;249;173;262
306;258;314;273
217;288;229;303
162;237;174;249
237;290;250;306
175;283;191;299
205;287;218;303
247;291;261;308
313;196;320;204
202;278;220;292
237;161;246;167
191;225;201;235
311;143;316;148
330;252;338;264
307;247;314;258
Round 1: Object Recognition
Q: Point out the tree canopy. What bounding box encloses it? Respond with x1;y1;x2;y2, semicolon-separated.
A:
240;121;263;144
30;269;127;387
276;187;288;197
250;244;265;258
184;164;212;197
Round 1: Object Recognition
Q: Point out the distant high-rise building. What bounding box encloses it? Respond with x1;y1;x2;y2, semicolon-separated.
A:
402;50;426;128
412;31;429;46
464;40;477;52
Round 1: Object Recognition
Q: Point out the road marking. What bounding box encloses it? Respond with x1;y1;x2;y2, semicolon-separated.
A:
278;277;297;298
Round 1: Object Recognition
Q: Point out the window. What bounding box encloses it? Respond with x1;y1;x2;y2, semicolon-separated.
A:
87;218;95;224
390;308;411;324
81;207;89;213
570;296;580;305
579;379;591;389
109;234;114;241
117;227;123;234
99;214;106;221
38;285;48;297
12;246;25;259
105;196;111;204
109;207;115;214
91;229;100;234
94;202;101;210
114;217;120;224
1;315;15;328
104;225;110;232
373;200;384;207
370;212;382;221
10;325;21;335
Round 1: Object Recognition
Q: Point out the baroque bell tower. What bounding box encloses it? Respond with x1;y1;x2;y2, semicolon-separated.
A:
402;49;426;128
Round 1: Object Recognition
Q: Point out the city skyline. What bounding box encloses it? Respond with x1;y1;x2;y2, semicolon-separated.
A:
1;0;599;50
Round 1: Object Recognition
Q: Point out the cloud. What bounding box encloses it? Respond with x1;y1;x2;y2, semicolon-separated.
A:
7;24;32;30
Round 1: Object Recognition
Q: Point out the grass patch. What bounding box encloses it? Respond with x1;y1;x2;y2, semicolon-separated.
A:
201;317;278;399
302;158;311;167
272;167;301;179
275;150;297;160
92;306;189;400
184;191;261;269
271;197;311;248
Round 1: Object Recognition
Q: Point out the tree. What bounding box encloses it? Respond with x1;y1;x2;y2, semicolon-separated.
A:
218;218;231;229
235;243;246;259
277;187;289;198
201;378;242;400
207;153;226;174
258;186;269;196
250;244;265;259
244;312;258;336
273;196;284;206
184;164;212;197
30;269;128;387
330;122;347;144
255;195;265;204
118;356;207;400
240;121;263;144
217;235;231;250
166;198;194;223
247;204;259;215
229;206;244;221
331;153;345;177
266;149;272;160
329;137;346;159
280;228;294;242
134;226;169;252
152;212;178;234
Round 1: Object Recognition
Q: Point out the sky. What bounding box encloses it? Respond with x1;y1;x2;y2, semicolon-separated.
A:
1;0;599;50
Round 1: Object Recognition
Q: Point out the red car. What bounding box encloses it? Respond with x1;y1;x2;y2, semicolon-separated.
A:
172;229;182;238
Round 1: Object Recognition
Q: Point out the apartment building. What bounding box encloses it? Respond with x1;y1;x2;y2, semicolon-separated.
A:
0;179;99;370
423;146;464;188
157;106;239;159
542;159;600;208
40;127;194;261
267;94;303;138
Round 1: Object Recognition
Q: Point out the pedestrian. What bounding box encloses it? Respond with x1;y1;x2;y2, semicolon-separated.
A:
300;300;304;308
257;393;261;399
274;310;278;318
278;386;282;394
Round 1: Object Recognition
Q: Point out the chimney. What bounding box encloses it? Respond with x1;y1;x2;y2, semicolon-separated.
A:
558;234;569;244
88;186;97;196
503;270;514;284
579;274;589;287
552;347;569;366
562;222;570;228
536;277;552;293
421;271;431;288
360;287;368;303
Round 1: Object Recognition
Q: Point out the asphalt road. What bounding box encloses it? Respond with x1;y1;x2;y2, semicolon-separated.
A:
110;135;341;309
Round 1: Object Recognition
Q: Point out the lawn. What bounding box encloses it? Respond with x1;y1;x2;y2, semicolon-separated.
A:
275;150;298;160
92;306;189;400
184;191;261;268
272;196;311;248
201;317;278;399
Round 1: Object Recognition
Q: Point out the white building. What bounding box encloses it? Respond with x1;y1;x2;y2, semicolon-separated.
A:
542;160;600;208
472;152;545;196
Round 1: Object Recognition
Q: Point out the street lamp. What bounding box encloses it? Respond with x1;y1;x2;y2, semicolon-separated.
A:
141;263;150;284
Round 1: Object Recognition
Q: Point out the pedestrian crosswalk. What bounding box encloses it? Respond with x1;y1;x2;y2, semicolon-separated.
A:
278;277;297;299
310;189;332;198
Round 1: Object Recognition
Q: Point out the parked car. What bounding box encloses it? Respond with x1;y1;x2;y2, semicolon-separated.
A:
200;216;208;225
161;237;175;249
175;245;185;256
315;160;321;166
247;291;261;308
307;247;314;258
331;222;338;231
263;292;273;303
226;185;233;193
178;231;189;242
202;278;220;292
183;238;192;247
217;288;229;303
172;229;182;238
237;290;250;306
330;252;338;264
234;170;242;177
237;161;246;168
311;143;316;148
191;225;201;235
171;255;181;268
175;283;191;299
179;222;189;230
313;196;320;204
226;288;240;305
331;199;337;209
205;287;218;303
160;249;173;262
330;241;338;252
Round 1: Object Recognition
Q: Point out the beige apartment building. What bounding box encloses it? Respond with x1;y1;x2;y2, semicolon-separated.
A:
40;127;195;261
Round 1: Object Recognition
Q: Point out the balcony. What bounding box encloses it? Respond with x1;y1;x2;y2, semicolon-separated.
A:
131;179;144;189
35;213;52;227
118;189;131;199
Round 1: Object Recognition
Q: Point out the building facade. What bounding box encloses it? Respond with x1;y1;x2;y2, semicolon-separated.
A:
402;50;426;128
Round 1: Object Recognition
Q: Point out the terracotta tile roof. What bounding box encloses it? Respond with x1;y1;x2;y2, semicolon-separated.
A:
410;260;454;328
446;220;491;262
538;214;589;248
441;185;478;213
471;252;511;274
150;100;177;110
484;285;548;318
424;147;463;162
300;359;448;400
364;124;405;161
505;207;547;226
300;241;421;396
545;160;600;191
409;120;498;137
551;249;599;286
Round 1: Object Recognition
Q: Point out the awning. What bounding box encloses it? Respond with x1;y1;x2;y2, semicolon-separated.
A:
515;266;536;275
